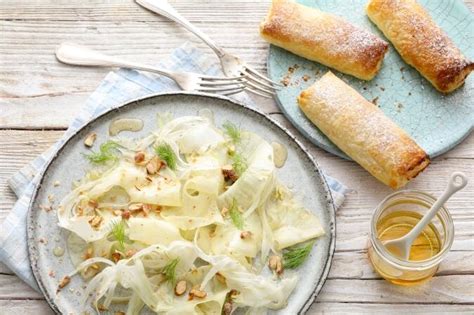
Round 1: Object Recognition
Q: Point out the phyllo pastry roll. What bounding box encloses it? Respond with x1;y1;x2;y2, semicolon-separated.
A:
260;0;388;80
366;0;473;93
298;72;430;189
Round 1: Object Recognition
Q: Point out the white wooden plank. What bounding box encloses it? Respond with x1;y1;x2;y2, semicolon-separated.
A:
0;273;472;303
310;302;474;314
317;275;474;304
0;300;52;314
1;300;472;315
0;275;43;299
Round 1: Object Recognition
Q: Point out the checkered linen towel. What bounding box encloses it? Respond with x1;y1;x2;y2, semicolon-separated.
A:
0;42;350;291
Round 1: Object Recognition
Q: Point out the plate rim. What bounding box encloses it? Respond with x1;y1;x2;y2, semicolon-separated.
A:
26;91;337;315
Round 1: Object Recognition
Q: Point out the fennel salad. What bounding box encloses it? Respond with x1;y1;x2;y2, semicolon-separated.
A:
56;113;325;314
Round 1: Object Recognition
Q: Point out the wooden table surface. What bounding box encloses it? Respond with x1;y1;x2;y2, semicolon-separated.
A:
0;0;473;314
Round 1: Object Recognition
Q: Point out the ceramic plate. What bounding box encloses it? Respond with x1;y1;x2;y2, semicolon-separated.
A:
268;0;474;159
27;92;336;314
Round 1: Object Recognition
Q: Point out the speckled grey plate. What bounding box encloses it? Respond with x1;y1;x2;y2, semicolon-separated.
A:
27;92;336;315
268;0;474;159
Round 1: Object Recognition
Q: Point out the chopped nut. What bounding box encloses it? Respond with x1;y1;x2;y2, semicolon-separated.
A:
142;204;152;216
111;252;122;263
129;203;144;212
215;272;226;284
175;280;187;296
88;215;103;229
121;210;131;220
240;231;252;239
222;165;238;182
221;207;229;217
53;180;61;187
90;264;100;270
134;151;146;164
48;194;55;203
269;255;283;275
88;199;98;208
58;276;71;289
223;301;233;315
302;74;311;82
97;304;108;311
84;132;97;147
146;156;163;175
84;247;93;260
189;285;207;299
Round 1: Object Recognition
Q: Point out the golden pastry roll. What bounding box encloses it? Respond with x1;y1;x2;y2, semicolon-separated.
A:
298;72;430;189
260;0;388;80
366;0;473;93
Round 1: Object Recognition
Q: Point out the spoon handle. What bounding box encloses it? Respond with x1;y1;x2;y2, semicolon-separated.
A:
404;172;468;243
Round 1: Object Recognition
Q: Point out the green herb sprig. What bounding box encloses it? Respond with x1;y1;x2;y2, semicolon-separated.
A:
231;153;248;177
223;121;242;143
162;257;180;284
229;198;244;230
110;220;126;251
84;141;120;164
282;241;315;269
155;143;177;170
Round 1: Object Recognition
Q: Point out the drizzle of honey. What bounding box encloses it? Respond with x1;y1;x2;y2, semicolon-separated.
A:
369;210;442;285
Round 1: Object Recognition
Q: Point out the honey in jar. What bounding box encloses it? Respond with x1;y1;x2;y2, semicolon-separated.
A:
368;191;454;286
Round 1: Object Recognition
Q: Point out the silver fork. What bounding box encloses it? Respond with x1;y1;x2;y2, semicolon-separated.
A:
55;43;246;96
136;0;281;98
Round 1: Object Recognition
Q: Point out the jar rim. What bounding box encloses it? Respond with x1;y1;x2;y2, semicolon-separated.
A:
370;189;454;269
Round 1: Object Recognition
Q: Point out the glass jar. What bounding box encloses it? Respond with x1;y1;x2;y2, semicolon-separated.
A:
367;190;454;286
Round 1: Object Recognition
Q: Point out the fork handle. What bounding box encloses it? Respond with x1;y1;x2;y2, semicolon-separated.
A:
136;0;225;57
55;43;178;80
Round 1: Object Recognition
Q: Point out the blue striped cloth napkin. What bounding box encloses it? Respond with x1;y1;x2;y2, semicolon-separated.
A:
0;42;349;291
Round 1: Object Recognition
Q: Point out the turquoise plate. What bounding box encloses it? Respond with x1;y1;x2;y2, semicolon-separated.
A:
267;0;474;159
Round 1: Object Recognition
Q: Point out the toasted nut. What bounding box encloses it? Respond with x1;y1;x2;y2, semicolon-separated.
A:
53;180;61;187
84;247;93;260
189;285;207;299
146;156;162;175
222;165;238;182
134;151;146;164
223;301;233;315
142;204;152;216
58;276;71;289
221;207;229;217
88;199;98;208
269;255;283;275
111;252;122;263
215;272;226;284
121;210;131;220
175;280;187;296
128;203;143;212
98;304;108;311
240;231;252;239
84;132;97;147
88;215;103;229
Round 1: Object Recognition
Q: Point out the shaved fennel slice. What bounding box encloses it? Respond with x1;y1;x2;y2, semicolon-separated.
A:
265;185;325;250
218;132;276;216
155;116;225;155
58;162;181;242
128;217;184;246
198;251;298;310
208;211;263;259
161;174;223;230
